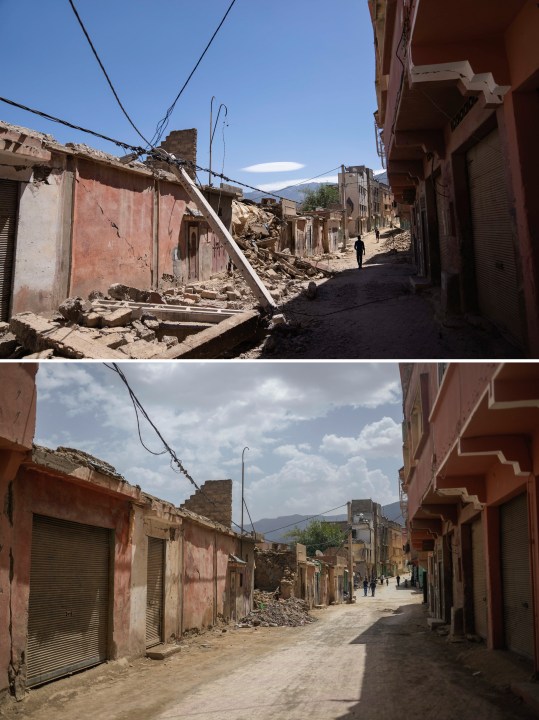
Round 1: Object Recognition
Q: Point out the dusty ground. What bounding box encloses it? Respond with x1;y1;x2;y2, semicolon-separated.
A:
2;580;535;720
236;229;524;359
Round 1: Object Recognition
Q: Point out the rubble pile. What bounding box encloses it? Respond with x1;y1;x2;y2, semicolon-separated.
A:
1;287;256;360
238;590;316;628
381;229;412;254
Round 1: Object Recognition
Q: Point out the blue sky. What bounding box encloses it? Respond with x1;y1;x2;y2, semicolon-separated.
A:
35;362;404;525
1;0;380;193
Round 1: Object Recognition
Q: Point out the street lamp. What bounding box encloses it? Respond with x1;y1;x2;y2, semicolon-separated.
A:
241;446;249;557
209;97;228;186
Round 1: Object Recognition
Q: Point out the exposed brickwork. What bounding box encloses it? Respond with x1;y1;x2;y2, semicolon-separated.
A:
254;548;297;592
160;129;197;179
181;479;232;527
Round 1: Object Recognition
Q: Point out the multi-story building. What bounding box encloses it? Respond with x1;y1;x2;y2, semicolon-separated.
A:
369;0;539;355
338;166;395;235
400;362;539;674
339;166;370;236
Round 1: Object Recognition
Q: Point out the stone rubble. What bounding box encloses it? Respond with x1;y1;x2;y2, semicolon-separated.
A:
237;590;316;628
0;206;340;359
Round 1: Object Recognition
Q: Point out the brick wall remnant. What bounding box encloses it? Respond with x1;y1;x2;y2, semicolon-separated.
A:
160;129;197;179
181;479;232;527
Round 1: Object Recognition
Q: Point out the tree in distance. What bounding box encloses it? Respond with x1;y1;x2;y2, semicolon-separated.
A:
300;184;340;211
285;519;346;557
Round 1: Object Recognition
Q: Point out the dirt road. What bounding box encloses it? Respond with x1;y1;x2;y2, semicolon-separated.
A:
4;581;534;720
241;230;523;359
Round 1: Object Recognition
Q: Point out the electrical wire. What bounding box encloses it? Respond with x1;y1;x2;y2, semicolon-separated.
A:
242;498;256;536
151;0;238;147
0;95;144;153
66;0;152;148
262;503;348;536
104;362;246;535
0;95;293;201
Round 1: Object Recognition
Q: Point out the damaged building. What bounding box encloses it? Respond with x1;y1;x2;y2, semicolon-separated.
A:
0;120;343;359
0;363;255;700
254;541;347;608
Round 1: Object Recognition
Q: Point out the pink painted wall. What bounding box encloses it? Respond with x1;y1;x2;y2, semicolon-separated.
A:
71;160;155;299
182;521;215;631
0;364;37;697
157;180;188;285
6;467;133;693
0;363;37;451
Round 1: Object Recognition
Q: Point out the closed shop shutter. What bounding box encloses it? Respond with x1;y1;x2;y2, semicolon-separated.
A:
27;515;111;687
0;179;18;321
467;128;523;342
146;537;164;647
500;493;534;659
471;518;487;639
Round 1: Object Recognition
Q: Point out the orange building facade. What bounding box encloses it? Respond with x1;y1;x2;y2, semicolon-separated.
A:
369;1;539;355
400;363;539;673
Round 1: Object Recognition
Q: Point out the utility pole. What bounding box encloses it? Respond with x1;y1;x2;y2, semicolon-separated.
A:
209;96;215;186
347;501;354;603
373;503;379;578
241;446;249;558
340;164;348;252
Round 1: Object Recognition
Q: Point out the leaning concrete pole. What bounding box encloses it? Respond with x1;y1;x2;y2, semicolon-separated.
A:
348;501;354;603
163;155;276;311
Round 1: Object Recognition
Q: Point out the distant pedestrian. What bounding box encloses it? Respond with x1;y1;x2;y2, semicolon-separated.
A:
354;235;366;269
363;578;369;597
370;579;376;597
375;227;380;242
396;575;401;587
386;577;389;586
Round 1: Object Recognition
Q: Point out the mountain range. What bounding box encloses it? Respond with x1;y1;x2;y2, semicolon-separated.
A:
246;501;403;544
243;181;337;204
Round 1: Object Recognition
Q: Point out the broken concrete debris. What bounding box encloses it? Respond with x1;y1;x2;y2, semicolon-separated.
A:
1;236;335;359
237;590;316;628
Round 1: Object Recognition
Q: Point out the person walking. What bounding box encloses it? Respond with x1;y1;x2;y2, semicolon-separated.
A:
363;578;369;597
354;235;366;269
396;574;401;587
370;579;376;597
375;227;380;242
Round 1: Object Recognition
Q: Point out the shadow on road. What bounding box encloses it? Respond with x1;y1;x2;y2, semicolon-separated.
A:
334;601;535;720
255;255;522;359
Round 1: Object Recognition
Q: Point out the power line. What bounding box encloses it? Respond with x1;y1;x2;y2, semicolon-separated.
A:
66;0;151;147
262;503;348;536
0;95;144;153
243;498;256;535
151;0;238;147
0;95;292;201
103;363;247;535
285;165;342;191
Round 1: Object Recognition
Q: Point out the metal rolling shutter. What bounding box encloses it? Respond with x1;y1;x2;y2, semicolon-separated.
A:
467;128;523;342
0;179;18;321
146;537;164;647
471;519;487;639
500;494;534;659
27;515;110;687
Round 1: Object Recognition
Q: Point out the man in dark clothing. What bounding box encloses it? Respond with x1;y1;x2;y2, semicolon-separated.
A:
396;575;401;587
370;579;376;597
375;227;380;242
354;235;366;268
363;578;369;597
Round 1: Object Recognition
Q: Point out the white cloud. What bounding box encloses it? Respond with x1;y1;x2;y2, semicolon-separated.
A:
248;450;396;518
242;161;305;173
35;363;402;520
320;417;402;459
